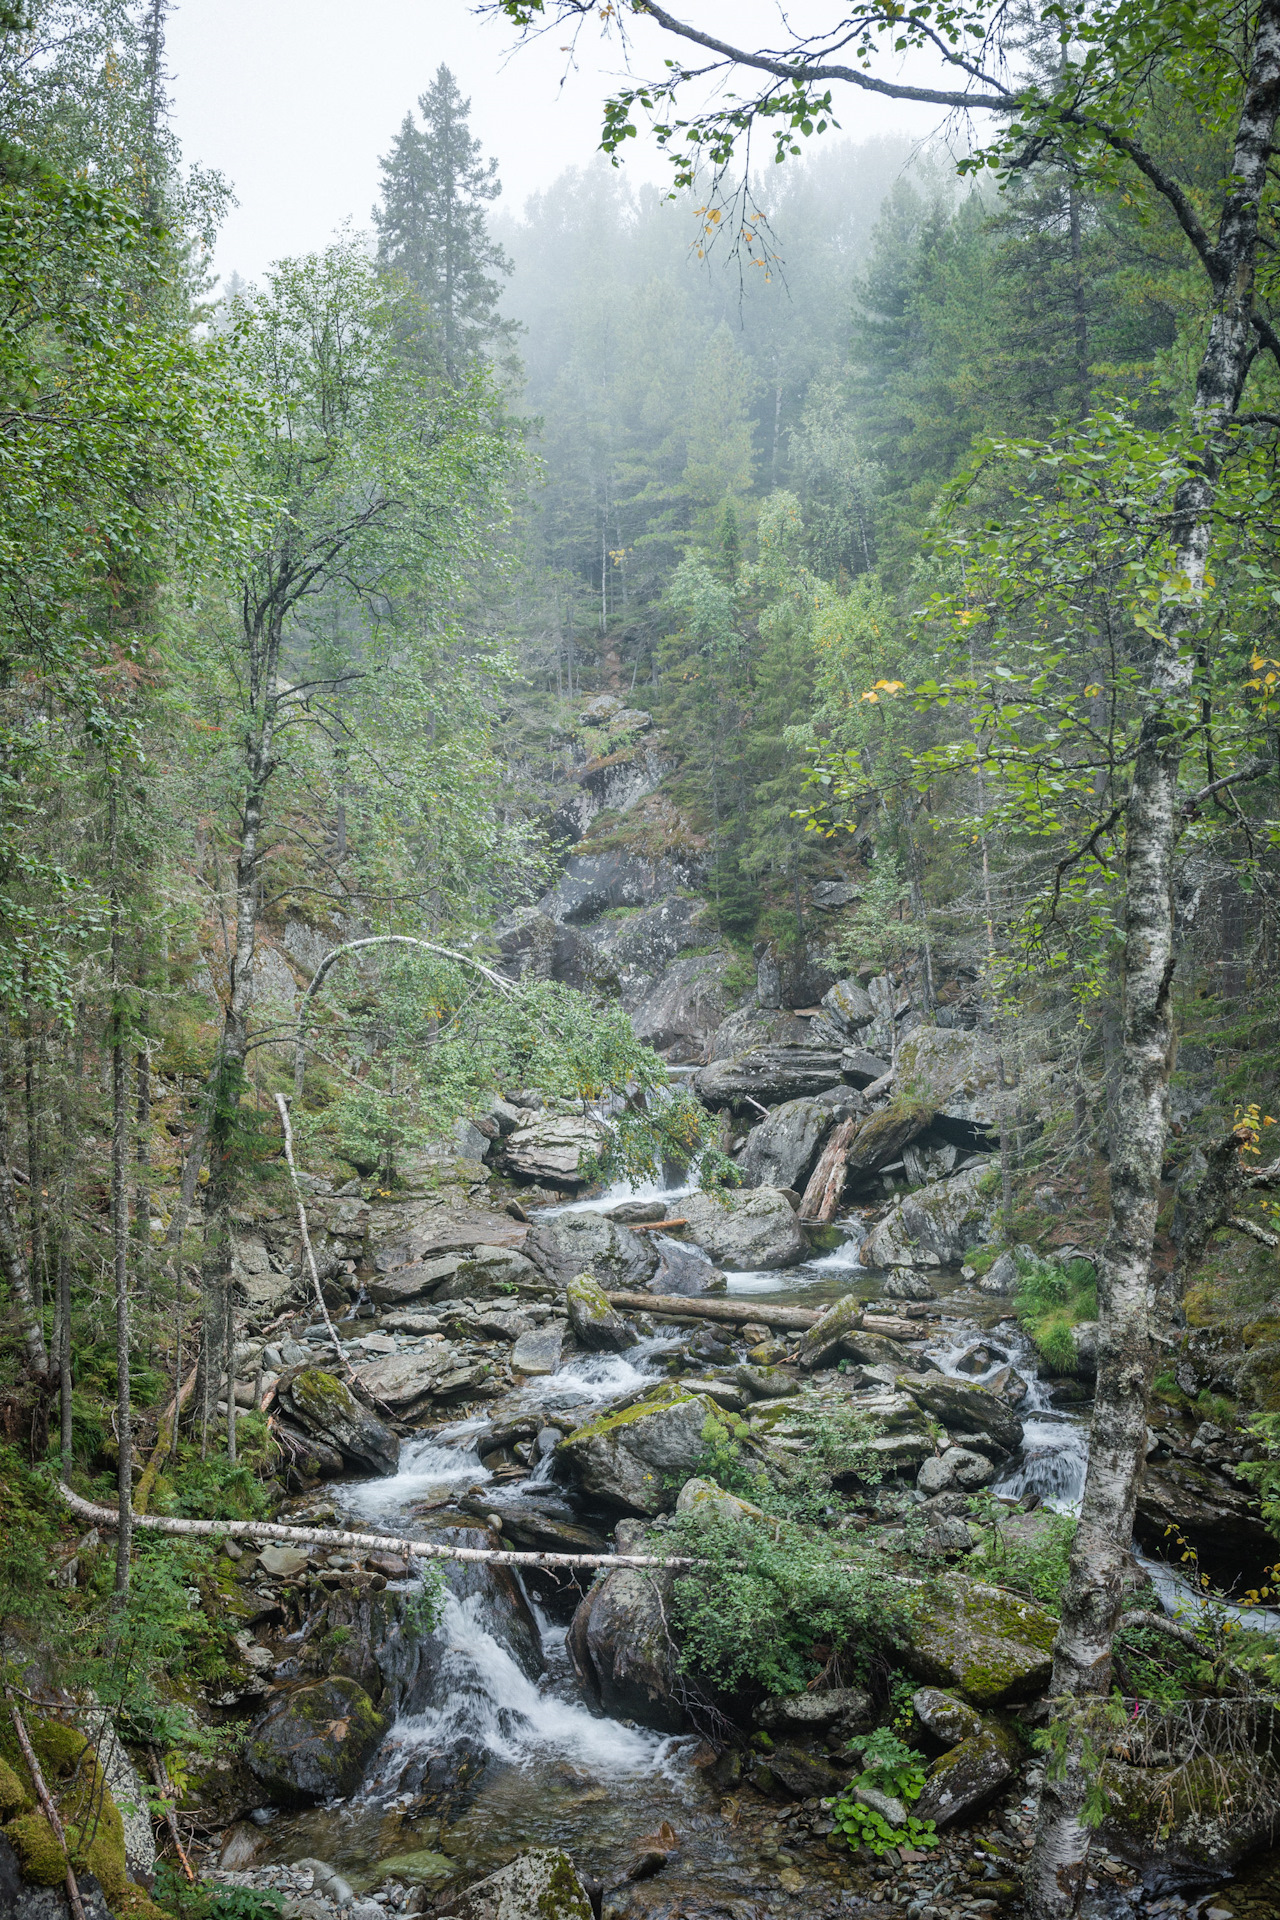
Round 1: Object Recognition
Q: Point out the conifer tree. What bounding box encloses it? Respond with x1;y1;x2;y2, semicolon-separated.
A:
373;65;514;377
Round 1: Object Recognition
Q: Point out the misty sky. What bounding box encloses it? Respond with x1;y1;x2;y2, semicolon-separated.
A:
166;1;943;288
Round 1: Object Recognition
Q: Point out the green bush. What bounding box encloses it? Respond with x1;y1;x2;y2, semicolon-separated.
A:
1014;1254;1096;1373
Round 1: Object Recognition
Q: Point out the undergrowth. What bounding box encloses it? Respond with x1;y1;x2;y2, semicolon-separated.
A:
1014;1253;1097;1373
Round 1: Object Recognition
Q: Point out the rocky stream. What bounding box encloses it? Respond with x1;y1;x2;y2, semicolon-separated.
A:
182;1131;1280;1920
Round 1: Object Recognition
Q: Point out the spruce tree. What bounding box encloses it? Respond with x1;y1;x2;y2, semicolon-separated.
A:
374;65;514;377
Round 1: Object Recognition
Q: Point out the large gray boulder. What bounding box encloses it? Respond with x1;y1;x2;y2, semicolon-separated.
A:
897;1372;1024;1457
555;1385;715;1514
352;1348;462;1416
915;1723;1021;1827
245;1677;389;1804
278;1368;399;1476
449;1849;593;1920
694;1047;846;1109
538;850;703;925
565;1270;637;1352
892;1027;1009;1147
567;1547;683;1731
674;1186;804;1270
524;1209;660;1289
820;977;877;1037
501;1115;604;1188
901;1574;1057;1707
738;1093;859;1192
858;1162;995;1268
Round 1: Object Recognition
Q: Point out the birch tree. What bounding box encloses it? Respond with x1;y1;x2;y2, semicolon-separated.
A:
489;2;1280;1911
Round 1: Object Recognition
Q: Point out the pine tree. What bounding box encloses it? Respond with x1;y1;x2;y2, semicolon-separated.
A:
374;65;514;377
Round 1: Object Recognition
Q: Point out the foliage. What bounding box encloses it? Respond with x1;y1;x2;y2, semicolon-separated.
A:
966;1498;1078;1611
1013;1254;1097;1373
668;1509;901;1695
154;1868;283;1920
828;1728;938;1856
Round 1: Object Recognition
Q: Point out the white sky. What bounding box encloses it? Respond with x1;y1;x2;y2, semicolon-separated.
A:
165;1;947;288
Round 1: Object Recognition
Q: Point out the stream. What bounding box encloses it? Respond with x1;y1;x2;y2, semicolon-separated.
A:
235;1188;1245;1911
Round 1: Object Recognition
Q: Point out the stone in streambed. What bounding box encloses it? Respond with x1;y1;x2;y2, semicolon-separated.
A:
756;1745;848;1800
556;1385;715;1515
278;1368;400;1476
524;1209;659;1289
901;1573;1057;1707
911;1687;985;1750
675;1476;765;1523
669;1186;804;1271
896;1372;1024;1457
449;1848;593;1920
755;1687;873;1738
914;1722;1021;1826
567;1522;684;1733
566;1269;637;1352
510;1325;564;1375
795;1293;862;1370
245;1677;388;1804
858;1161;994;1268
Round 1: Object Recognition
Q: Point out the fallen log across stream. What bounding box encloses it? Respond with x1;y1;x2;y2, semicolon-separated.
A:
604;1292;822;1329
57;1482;695;1571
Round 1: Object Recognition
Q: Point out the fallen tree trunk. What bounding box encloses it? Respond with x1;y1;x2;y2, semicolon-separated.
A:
57;1481;693;1571
134;1364;199;1517
800;1115;859;1221
604;1291;821;1329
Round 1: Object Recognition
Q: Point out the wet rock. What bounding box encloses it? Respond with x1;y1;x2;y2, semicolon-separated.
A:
510;1326;564;1375
629;953;733;1061
911;1687;985;1750
566;1270;637;1351
245;1677;389;1804
755;1687;873;1738
915;1723;1021;1826
352;1350;461;1415
759;1746;848;1800
693;1047;846;1110
880;1269;936;1302
525;1211;660;1290
449;1847;593;1920
278;1369;400;1476
1135;1456;1276;1581
901;1574;1057;1707
976;1249;1019;1296
567;1530;683;1732
650;1235;722;1296
674;1477;765;1523
672;1187;804;1271
556;1385;715;1515
738;1096;839;1193
858;1162;995;1268
1099;1752;1280;1878
896;1372;1024;1456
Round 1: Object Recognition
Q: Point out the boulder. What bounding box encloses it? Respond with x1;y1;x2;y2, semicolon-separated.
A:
1100;1753;1280;1879
448;1848;593;1920
911;1687;985;1750
1135;1457;1276;1583
245;1677;389;1804
880;1269;935;1302
651;1235;722;1295
708;1006;816;1060
367;1255;466;1306
433;1246;543;1300
795;1294;862;1370
352;1349;459;1415
565;1270;637;1352
738;1096;845;1192
502;1115;604;1188
901;1574;1057;1707
840;1046;894;1087
567;1561;683;1732
758;1746;848;1800
675;1476;765;1524
589;894;711;971
897;1373;1024;1457
524;1211;660;1290
820;977;877;1036
673;1187;804;1271
976;1250;1019;1296
556;1385;715;1515
510;1326;564;1376
278;1369;399;1476
892;1028;1007;1148
915;1723;1021;1827
693;1047;847;1110
538;850;703;925
858;1162;995;1268
755;1688;873;1738
1071;1320;1099;1378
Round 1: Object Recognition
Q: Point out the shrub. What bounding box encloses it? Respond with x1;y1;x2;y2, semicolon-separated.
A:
1014;1253;1096;1373
828;1728;938;1857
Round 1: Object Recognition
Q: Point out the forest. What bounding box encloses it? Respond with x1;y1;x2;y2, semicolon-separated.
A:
3;3;1280;1920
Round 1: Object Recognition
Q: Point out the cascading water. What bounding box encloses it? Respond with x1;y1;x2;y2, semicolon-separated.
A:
924;1322;1091;1512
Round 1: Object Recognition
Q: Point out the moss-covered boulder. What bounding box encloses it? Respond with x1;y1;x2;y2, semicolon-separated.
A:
1099;1752;1280;1877
859;1162;994;1269
245;1676;389;1804
450;1848;592;1920
0;1717;127;1905
796;1293;863;1370
901;1574;1057;1707
567;1558;683;1732
910;1687;985;1750
556;1384;716;1515
278;1367;400;1476
674;1476;765;1524
915;1722;1021;1826
0;1760;31;1820
565;1269;637;1353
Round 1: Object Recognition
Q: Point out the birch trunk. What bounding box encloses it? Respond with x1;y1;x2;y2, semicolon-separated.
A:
0;1027;47;1379
1029;11;1280;1908
109;795;133;1597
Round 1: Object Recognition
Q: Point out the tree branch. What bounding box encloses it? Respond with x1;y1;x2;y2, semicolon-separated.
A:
1182;756;1273;818
1227;1212;1280;1247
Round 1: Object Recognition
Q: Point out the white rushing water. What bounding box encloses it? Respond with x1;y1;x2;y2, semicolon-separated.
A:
388;1591;674;1776
925;1321;1091;1513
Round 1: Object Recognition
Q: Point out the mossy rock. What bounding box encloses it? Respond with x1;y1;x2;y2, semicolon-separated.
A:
901;1573;1057;1707
111;1885;172;1920
6;1812;67;1887
0;1718;126;1900
1099;1752;1280;1876
245;1677;389;1804
0;1758;32;1818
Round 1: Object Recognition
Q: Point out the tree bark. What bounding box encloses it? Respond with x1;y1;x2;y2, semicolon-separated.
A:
109;794;133;1598
0;1026;47;1378
1029;11;1280;1908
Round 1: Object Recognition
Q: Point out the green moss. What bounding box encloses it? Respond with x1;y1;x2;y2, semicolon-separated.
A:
0;1757;32;1817
372;1850;454;1883
7;1812;67;1886
0;1718;127;1901
560;1384;700;1446
290;1369;351;1414
537;1852;593;1920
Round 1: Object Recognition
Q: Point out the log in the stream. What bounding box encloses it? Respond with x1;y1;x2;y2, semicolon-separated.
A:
57;1482;694;1571
604;1292;823;1330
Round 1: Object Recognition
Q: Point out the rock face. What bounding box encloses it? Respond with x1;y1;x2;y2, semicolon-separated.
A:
673;1187;804;1271
278;1369;400;1476
245;1678;389;1804
525;1210;660;1289
565;1270;637;1352
539;851;703;926
1099;1753;1280;1879
902;1575;1057;1707
629;953;733;1061
555;1385;714;1514
449;1848;593;1920
858;1162;994;1268
502;1115;604;1188
567;1560;683;1732
694;1048;847;1109
737;1094;859;1192
1135;1455;1277;1580
892;1026;1006;1146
